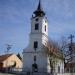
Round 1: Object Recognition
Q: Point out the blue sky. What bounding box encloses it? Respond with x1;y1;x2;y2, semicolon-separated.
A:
0;0;75;55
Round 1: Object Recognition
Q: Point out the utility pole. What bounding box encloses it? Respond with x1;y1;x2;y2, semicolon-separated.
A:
68;34;74;46
5;44;12;54
5;44;12;73
68;34;74;62
68;34;74;73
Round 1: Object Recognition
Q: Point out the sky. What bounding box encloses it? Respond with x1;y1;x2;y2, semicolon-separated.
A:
0;0;75;55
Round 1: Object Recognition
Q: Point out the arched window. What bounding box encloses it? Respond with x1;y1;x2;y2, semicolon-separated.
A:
34;56;36;61
35;23;39;30
34;41;38;49
58;66;60;73
45;25;46;32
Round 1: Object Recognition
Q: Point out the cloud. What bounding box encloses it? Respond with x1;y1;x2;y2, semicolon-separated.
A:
43;0;75;20
0;0;75;54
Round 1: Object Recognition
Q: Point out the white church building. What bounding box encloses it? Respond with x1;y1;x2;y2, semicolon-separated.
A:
23;0;64;75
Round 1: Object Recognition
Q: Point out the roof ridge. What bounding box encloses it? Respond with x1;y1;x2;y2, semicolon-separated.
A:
0;54;13;62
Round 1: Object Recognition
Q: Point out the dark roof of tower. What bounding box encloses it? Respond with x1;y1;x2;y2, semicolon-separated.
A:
33;0;45;17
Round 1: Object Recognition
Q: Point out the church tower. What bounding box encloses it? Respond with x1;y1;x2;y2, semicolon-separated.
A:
30;0;48;47
23;0;49;73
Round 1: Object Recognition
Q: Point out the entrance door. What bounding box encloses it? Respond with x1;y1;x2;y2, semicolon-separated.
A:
32;63;38;72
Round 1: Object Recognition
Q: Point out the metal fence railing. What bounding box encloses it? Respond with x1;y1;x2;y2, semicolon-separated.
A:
65;68;75;73
0;68;75;75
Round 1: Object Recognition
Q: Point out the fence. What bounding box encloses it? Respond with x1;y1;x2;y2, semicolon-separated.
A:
1;68;75;75
57;73;75;75
65;68;75;73
9;68;75;75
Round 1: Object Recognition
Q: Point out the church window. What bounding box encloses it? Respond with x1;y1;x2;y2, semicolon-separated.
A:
45;20;46;23
34;41;38;49
34;56;36;61
35;23;39;30
74;68;75;72
58;66;60;73
45;25;46;32
35;18;39;21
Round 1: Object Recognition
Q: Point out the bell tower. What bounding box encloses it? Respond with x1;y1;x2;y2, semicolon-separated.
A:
23;0;49;73
30;0;48;49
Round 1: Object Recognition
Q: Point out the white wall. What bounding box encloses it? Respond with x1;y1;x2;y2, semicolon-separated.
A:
57;73;75;75
23;52;48;72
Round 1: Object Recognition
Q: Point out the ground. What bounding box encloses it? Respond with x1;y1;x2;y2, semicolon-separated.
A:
0;73;15;75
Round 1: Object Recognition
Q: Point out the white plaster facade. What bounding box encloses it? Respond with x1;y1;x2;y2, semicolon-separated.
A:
23;0;64;74
23;16;49;72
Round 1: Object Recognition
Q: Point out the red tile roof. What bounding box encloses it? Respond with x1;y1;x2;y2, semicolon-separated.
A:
0;54;13;63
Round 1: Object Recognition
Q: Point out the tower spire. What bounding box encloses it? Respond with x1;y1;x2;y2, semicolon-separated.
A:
37;0;42;11
33;0;45;17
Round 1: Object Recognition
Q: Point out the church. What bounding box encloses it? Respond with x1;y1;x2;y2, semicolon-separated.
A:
23;0;64;75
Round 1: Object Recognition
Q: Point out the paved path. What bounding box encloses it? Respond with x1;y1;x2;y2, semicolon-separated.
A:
0;73;15;75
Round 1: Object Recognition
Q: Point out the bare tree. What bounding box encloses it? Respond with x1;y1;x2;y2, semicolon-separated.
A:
43;39;63;74
59;34;75;73
60;35;75;63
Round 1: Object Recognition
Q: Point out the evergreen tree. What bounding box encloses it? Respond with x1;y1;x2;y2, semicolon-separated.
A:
17;53;22;60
